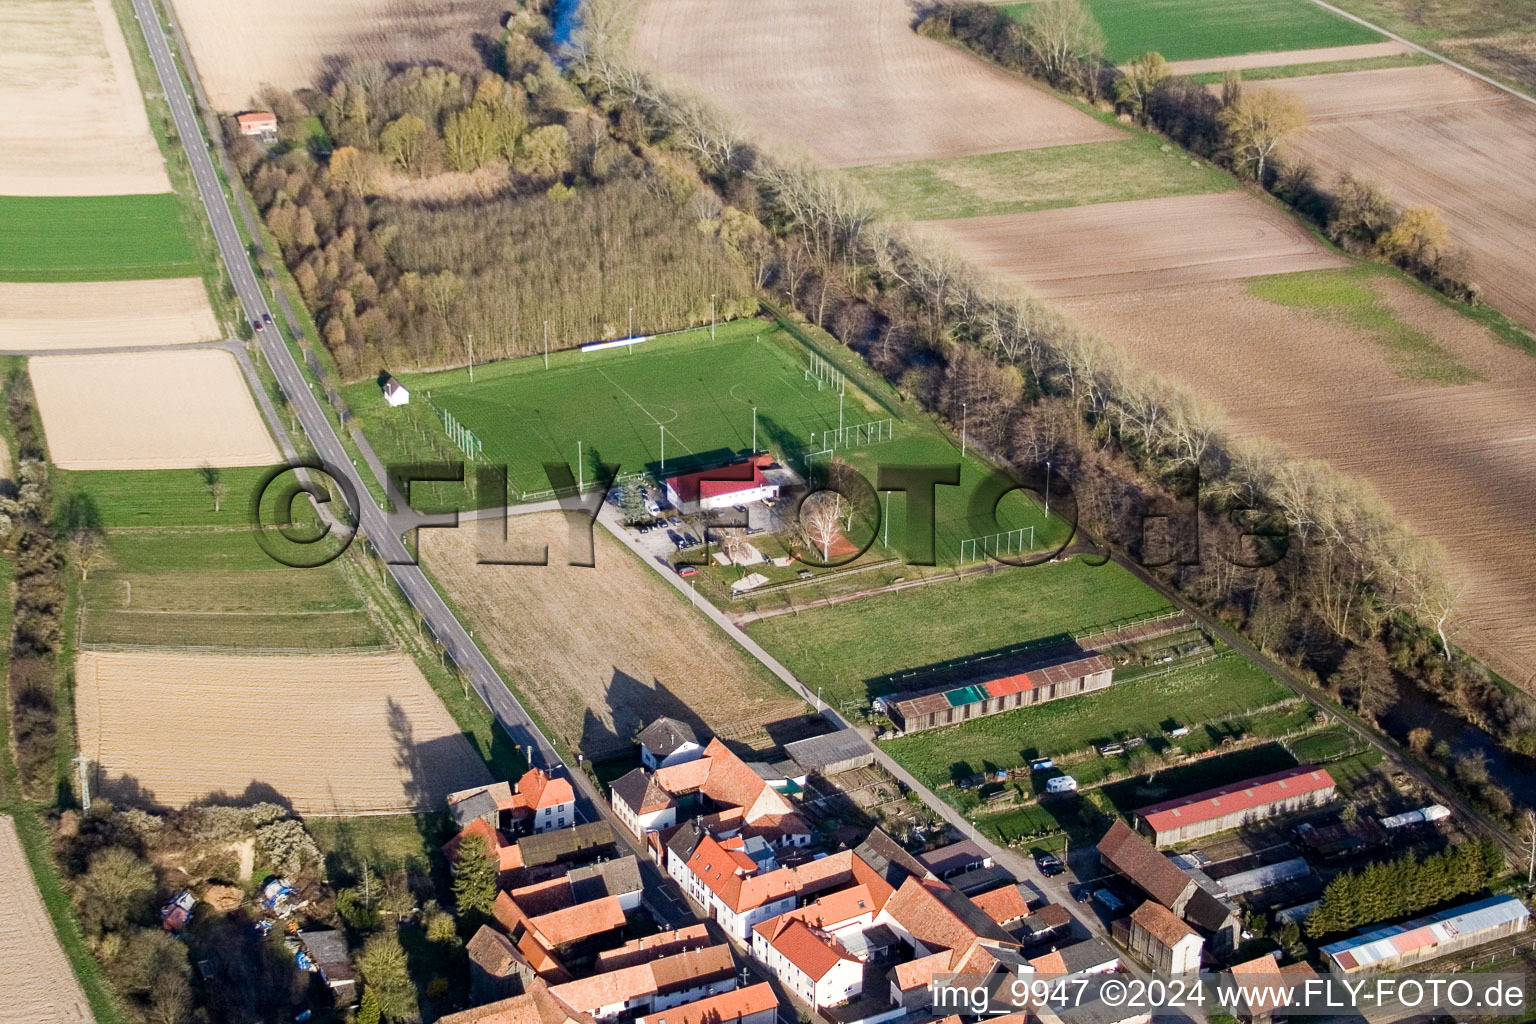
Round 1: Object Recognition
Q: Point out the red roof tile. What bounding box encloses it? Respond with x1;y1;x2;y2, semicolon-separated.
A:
1137;766;1335;832
972;885;1031;926
760;918;856;981
1131;900;1198;949
641;982;778;1024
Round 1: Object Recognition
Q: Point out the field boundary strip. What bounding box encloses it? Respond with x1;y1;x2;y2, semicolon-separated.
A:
76;641;397;655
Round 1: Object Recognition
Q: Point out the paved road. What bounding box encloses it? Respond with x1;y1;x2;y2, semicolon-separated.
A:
121;0;707;932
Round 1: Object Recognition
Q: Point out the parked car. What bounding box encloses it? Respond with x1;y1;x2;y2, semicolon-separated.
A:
668;516;682;526
1092;889;1125;913
1035;853;1065;877
647;501;662;515
677;565;698;578
1070;884;1090;903
637;523;651;534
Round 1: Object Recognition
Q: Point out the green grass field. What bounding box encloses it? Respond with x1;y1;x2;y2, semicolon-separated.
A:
81;529;381;650
745;557;1173;709
0;195;199;282
881;654;1291;789
848;136;1232;221
358;321;865;498
1097;742;1299;815
1003;0;1382;64
1249;268;1480;384
52;466;292;528
1289;726;1362;762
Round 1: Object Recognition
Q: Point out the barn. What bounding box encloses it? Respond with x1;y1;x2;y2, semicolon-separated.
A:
784;731;873;777
878;647;1113;734
1321;895;1530;973
1135;766;1336;845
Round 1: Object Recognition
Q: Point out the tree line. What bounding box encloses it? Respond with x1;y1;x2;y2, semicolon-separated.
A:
921;0;1477;303
1305;839;1504;937
229;24;752;381
567;1;1534;827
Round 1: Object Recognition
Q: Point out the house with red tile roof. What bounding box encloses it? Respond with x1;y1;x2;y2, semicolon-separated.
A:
595;925;712;972
874;876;1028;1008
610;739;811;849
437;976;595;1024
492;890;628;978
1124;901;1203;975
972;884;1032;927
1097;821;1241;955
676;834;877;941
751;917;863;1008
450;768;577;836
664;455;778;514
547;945;737;1023
634;981;779;1024
1134;766;1335;845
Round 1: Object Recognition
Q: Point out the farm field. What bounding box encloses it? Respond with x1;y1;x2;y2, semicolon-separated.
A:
30;349;281;470
911;192;1349;299
370;320;874;499
846;136;1231;221
80;529;382;650
1184;52;1433;82
0;817;94;1024
1318;0;1536;93
630;0;1122;167
1001;0;1382;64
75;650;491;813
880;654;1292;790
0;279;217;351
0;195;197;282
420;514;808;759
1058;268;1536;687
744;557;1173;711
167;0;507;110
1250;65;1536;331
0;0;169;196
53;466;284;528
1162;40;1414;75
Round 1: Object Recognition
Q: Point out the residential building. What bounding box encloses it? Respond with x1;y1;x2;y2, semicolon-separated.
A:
639;718;703;770
610;738;811;848
1226;953;1316;1024
1097;821;1240;954
635;982;778;1024
448;768;577;836
467;926;535;1004
1134;766;1336;845
753;917;864;1007
879;875;1028;1009
492;891;628;977
1027;937;1120;978
1016;903;1073;946
851;828;936;888
664;455;778;514
595;925;712;972
920;840;993;880
1035;1000;1149;1024
879;648;1113;734
1321;894;1530;974
1123;901;1203;975
972;885;1031;928
438;977;595;1024
547;945;736;1022
235;111;278;139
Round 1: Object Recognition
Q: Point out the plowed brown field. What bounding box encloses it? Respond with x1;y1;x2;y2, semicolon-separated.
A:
631;0;1123;166
421;514;807;759
912;192;1347;297
1157;41;1412;76
1059;276;1536;687
0;0;169;196
0;817;94;1024
30;349;281;470
75;650;492;813
1257;66;1536;329
168;0;506;110
0;279;217;351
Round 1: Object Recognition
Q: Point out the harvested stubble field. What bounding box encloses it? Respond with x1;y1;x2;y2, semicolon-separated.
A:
421;514;808;759
168;0;507;110
75;650;492;813
0;279;216;351
30;349;281;470
1159;40;1413;75
912;192;1348;298
631;0;1122;167
0;0;169;196
0;817;94;1024
1251;65;1536;330
1058;269;1536;688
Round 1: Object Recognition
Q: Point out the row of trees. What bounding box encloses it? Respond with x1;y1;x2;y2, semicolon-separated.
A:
4;373;65;795
233;44;753;380
1305;839;1504;937
567;4;1536;816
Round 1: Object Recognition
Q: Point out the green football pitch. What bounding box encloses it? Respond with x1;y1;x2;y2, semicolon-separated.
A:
399;320;887;497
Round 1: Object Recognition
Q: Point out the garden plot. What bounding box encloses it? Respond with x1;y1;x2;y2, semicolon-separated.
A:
0;817;94;1024
0;280;216;351
74;650;492;813
0;0;170;196
631;0;1123;167
911;192;1347;298
29;349;280;470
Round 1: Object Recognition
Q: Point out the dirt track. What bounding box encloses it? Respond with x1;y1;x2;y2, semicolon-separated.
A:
168;0;505;110
75;650;492;813
0;817;94;1024
0;0;170;195
422;515;808;759
912;192;1347;297
631;0;1123;166
1256;66;1536;329
0;279;217;351
30;349;281;470
1060;277;1536;687
1159;41;1412;76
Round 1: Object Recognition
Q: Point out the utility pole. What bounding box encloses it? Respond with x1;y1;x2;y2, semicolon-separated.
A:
883;491;889;548
752;406;757;454
1045;459;1052;519
660;424;665;472
1525;811;1535;886
961;401;968;456
710;293;716;339
543;320;549;370
838;389;844;441
628;306;633;341
467;332;474;382
577;440;583;493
